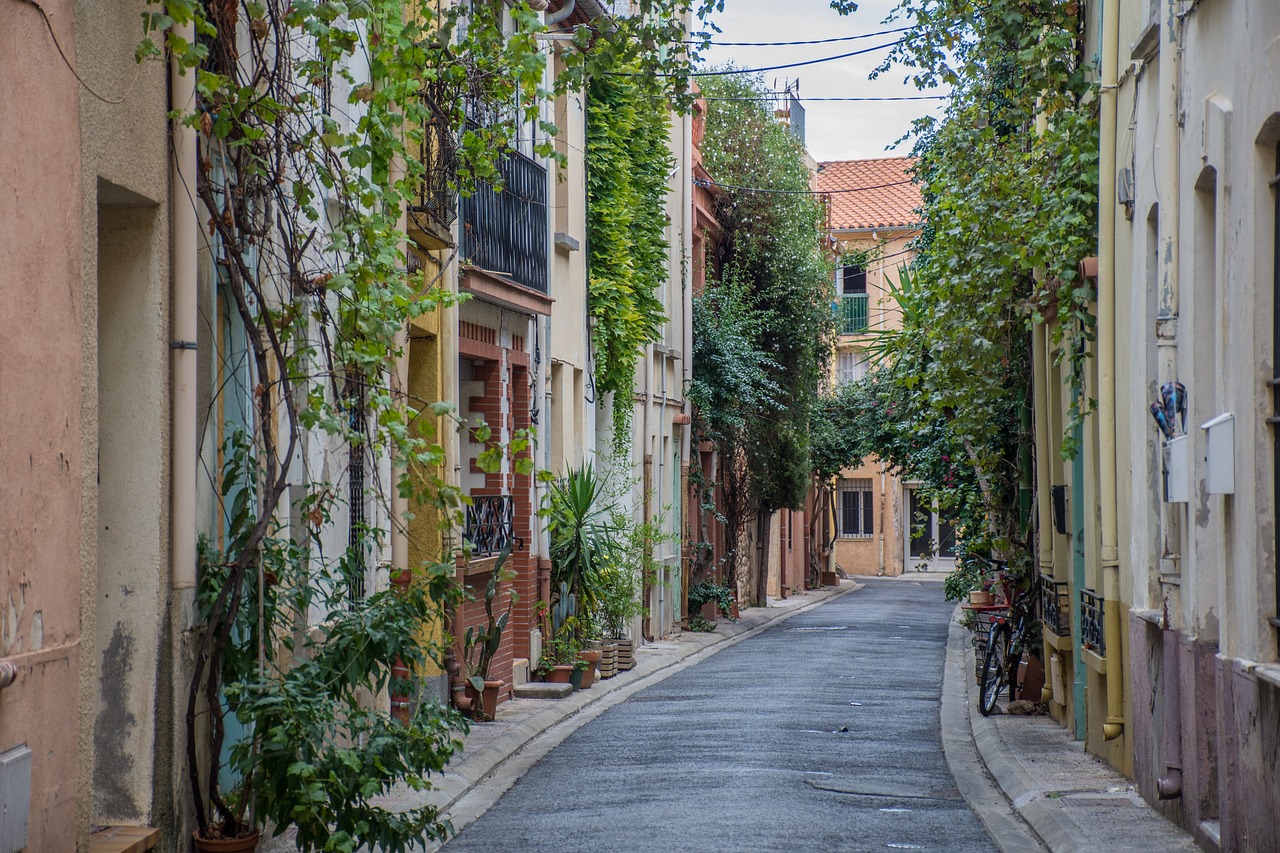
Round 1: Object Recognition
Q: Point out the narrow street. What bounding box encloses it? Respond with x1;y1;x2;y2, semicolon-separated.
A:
442;580;996;853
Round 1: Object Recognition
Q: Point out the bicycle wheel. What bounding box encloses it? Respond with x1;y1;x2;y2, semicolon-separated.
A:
979;626;1009;716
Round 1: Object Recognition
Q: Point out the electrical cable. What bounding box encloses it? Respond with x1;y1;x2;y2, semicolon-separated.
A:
695;176;915;195
699;94;946;102
612;39;904;78
687;26;911;47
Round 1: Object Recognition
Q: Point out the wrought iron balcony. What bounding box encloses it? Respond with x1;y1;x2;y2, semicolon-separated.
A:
840;293;868;335
1040;574;1070;637
1080;588;1105;655
460;148;549;294
408;82;458;245
464;495;514;556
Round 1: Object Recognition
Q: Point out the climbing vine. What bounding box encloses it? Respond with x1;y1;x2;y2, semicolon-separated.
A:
586;58;673;449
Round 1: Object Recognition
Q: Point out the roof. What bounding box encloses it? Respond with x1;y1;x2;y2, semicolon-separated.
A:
814;157;921;231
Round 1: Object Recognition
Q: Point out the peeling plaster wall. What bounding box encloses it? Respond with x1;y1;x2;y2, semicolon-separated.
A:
75;0;175;841
1103;0;1280;844
0;3;86;850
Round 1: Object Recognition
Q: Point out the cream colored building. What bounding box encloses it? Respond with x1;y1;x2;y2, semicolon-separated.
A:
815;157;929;577
1033;2;1280;847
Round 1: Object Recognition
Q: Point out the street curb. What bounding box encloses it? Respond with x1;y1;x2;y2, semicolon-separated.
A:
946;605;1092;853
416;581;866;834
940;613;1046;853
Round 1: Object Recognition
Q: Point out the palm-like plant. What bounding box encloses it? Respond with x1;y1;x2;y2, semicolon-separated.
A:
545;464;617;636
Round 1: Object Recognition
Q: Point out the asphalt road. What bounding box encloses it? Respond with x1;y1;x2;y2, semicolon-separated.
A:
441;579;997;853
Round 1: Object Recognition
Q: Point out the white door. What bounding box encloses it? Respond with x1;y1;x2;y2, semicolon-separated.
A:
904;488;957;572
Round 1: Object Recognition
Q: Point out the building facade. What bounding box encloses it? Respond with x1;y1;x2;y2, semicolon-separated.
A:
1035;2;1280;848
815;157;926;578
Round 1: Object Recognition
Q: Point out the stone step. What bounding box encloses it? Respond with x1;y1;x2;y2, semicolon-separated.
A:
513;682;573;699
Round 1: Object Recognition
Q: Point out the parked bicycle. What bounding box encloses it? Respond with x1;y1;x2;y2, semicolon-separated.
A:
976;559;1038;716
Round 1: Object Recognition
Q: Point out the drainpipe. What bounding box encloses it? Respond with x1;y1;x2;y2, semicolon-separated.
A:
1156;626;1184;798
1098;0;1124;741
1032;322;1052;577
544;0;575;26
1032;323;1054;702
171;20;198;590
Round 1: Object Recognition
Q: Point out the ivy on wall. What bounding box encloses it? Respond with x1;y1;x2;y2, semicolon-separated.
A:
585;61;673;448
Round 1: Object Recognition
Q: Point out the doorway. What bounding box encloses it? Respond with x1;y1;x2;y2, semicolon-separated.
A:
904;488;956;572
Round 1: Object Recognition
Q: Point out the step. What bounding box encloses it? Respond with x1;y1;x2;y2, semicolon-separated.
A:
513;682;573;699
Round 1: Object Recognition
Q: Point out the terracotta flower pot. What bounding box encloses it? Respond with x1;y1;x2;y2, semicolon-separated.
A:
480;679;503;719
193;828;260;852
544;664;574;684
969;590;994;606
578;649;601;689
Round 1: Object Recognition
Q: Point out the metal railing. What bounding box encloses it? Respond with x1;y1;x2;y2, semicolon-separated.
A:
408;83;458;238
460;148;548;294
464;495;515;556
840;293;869;335
1080;588;1105;655
1040;574;1070;637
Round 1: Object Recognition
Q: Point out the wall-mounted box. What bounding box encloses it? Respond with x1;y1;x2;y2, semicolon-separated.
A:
1201;412;1235;495
1164;435;1190;503
1050;485;1069;534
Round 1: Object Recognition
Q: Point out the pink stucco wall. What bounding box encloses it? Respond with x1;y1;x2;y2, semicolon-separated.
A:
1129;616;1280;851
0;2;85;850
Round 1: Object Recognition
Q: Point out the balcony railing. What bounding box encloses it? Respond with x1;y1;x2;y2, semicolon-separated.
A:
1040;574;1070;637
464;495;515;556
1080;588;1105;655
461;148;549;294
840;293;868;335
408;82;458;241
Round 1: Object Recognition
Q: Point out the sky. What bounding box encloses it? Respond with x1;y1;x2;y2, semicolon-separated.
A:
699;0;948;163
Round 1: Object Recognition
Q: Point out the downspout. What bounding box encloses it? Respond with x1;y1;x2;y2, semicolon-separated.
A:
1098;0;1124;741
544;0;575;26
171;20;198;590
1156;626;1184;797
1032;322;1054;702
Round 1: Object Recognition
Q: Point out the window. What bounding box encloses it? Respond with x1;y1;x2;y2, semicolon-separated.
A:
839;478;874;538
837;263;869;334
837;349;868;386
838;263;867;294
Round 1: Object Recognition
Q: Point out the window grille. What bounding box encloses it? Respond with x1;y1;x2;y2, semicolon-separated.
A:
838;478;874;538
346;373;368;605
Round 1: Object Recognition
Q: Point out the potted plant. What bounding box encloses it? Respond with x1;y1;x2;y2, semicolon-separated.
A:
462;544;516;721
687;580;734;622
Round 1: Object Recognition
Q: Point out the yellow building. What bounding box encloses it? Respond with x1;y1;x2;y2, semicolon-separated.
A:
815;157;942;577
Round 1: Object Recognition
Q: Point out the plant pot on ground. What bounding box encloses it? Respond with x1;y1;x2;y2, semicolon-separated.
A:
461;545;516;721
192;828;261;853
465;679;506;721
578;648;602;688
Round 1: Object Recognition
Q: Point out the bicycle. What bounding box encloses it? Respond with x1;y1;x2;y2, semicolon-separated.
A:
977;561;1037;717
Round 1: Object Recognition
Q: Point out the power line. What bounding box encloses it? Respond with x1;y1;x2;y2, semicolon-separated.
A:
700;94;946;102
688;26;911;47
695;177;915;195
613;39;903;78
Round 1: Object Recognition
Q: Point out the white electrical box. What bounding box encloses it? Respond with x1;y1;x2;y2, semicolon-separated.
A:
1201;412;1235;495
0;744;32;853
1165;435;1190;503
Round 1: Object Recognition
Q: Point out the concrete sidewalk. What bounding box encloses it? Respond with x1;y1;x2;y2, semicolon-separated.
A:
940;608;1204;853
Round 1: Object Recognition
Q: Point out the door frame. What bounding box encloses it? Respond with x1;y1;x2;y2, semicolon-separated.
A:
903;485;957;573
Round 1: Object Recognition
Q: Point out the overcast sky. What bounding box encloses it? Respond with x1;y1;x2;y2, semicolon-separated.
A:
700;0;948;163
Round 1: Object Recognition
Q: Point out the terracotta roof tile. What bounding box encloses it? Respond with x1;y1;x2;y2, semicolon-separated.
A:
814;156;921;231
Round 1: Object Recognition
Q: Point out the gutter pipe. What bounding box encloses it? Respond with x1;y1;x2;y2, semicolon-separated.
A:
171;20;198;590
1098;0;1124;741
